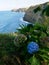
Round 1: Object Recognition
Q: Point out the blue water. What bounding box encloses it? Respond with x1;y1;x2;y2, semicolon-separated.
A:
0;11;28;33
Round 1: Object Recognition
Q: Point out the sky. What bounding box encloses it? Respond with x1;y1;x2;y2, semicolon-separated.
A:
0;0;49;11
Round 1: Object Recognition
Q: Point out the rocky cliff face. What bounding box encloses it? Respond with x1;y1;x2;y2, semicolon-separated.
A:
15;8;27;12
12;8;27;12
23;2;49;24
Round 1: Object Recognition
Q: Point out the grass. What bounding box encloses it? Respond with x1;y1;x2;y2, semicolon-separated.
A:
0;33;20;65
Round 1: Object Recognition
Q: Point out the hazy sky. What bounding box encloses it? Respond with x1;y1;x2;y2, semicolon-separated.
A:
0;0;49;11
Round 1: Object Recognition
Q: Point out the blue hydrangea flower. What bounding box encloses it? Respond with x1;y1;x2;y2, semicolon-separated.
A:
27;42;39;54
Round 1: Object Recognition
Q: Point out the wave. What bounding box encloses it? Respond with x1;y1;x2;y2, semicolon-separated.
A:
20;17;29;23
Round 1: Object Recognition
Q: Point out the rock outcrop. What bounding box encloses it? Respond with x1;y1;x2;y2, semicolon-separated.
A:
23;2;49;24
11;8;27;12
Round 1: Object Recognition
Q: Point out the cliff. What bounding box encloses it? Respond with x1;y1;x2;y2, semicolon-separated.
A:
23;2;49;24
11;8;27;12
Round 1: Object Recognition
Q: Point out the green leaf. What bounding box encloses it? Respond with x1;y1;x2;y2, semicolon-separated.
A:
39;49;49;54
39;53;49;63
40;54;49;60
29;55;40;65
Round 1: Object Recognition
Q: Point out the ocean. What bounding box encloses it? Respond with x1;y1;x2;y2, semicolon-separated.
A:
0;11;28;33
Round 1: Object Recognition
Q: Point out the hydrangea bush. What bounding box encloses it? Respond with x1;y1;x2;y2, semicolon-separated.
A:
14;23;49;65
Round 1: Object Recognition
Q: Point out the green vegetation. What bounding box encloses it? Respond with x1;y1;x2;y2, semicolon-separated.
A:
42;5;49;16
0;33;20;65
34;6;41;13
45;5;49;16
16;23;49;65
0;23;49;65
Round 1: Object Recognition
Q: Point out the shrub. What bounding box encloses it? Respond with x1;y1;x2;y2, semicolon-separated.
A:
15;23;49;65
34;6;41;13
